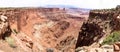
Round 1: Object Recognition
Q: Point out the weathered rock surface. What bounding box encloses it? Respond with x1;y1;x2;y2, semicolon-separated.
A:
76;6;120;46
0;8;89;52
1;6;120;52
76;5;120;52
76;45;113;52
113;42;120;52
0;15;11;39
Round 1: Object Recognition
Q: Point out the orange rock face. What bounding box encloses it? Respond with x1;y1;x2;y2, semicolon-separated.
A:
0;8;89;52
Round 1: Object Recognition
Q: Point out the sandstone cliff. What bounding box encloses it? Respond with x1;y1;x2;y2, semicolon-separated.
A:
0;8;88;52
76;6;120;52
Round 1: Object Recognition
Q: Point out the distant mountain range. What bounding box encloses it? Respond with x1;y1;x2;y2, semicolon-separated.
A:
43;5;77;8
42;5;91;10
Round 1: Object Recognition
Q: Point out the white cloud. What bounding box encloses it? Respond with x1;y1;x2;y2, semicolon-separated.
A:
0;0;119;9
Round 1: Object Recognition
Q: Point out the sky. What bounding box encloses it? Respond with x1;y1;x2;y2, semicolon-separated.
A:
0;0;120;9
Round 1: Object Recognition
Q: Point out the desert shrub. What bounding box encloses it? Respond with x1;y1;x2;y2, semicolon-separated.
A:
5;37;16;48
46;48;54;52
12;29;18;34
102;31;120;45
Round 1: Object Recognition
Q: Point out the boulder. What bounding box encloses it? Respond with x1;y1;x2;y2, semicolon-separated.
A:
0;15;11;39
113;42;120;51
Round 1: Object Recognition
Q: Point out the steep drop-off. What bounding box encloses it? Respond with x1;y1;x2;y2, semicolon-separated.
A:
76;6;120;52
0;8;89;52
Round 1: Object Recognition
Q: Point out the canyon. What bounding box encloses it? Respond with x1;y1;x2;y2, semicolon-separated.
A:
0;6;120;52
0;8;89;52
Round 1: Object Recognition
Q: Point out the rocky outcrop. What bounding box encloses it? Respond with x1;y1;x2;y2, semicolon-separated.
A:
76;6;120;52
76;22;104;47
113;42;120;52
0;15;11;39
76;45;113;52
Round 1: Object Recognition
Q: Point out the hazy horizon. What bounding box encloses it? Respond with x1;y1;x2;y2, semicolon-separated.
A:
0;0;120;9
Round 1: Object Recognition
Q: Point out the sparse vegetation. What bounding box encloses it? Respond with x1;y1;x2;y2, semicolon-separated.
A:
102;31;120;45
5;37;16;48
46;48;54;52
12;29;18;34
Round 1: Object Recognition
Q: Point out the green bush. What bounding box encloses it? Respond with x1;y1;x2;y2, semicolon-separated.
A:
102;31;120;45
